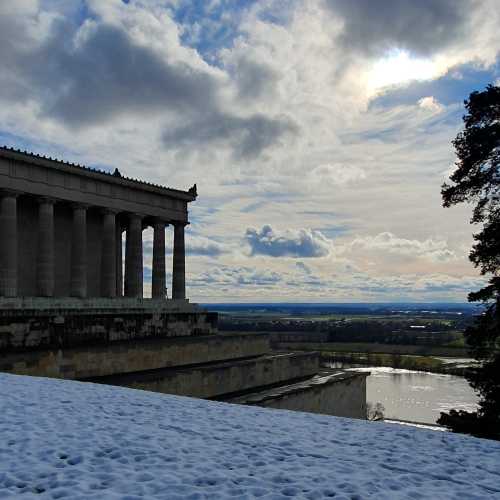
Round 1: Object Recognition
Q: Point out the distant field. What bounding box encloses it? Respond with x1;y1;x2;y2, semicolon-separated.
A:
218;312;461;323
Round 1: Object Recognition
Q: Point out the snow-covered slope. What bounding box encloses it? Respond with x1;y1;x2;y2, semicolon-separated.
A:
0;373;499;499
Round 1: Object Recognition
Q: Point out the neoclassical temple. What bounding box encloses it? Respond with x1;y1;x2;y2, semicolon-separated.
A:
0;147;368;421
0;147;196;300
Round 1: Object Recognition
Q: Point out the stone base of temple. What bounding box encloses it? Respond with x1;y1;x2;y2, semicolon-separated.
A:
0;316;368;419
0;299;218;352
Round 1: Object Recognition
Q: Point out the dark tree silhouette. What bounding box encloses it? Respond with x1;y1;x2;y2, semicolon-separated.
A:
438;84;500;440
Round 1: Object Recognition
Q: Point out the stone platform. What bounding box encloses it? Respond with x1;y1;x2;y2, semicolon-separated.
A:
0;298;217;352
84;351;320;399
0;299;368;419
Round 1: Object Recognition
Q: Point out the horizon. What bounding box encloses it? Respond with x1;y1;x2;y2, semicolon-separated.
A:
1;1;499;302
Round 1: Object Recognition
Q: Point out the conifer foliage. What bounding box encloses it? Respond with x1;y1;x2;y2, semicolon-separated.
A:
439;84;500;440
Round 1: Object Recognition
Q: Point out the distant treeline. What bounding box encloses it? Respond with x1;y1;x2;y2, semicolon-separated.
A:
219;317;471;347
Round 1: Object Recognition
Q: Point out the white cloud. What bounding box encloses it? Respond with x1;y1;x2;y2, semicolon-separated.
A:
245;225;332;258
418;96;444;113
348;232;456;262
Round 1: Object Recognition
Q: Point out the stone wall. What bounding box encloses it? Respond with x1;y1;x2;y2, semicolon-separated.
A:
232;372;368;419
0;301;218;352
93;352;320;399
0;332;270;379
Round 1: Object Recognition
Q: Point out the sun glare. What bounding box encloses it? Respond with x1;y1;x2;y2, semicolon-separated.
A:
370;49;439;91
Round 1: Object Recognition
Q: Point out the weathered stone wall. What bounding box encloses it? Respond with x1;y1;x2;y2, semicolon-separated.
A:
242;373;368;419
0;301;218;352
0;332;270;379
94;352;320;399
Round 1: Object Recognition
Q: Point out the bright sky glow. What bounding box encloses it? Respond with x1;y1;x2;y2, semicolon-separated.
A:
370;50;440;91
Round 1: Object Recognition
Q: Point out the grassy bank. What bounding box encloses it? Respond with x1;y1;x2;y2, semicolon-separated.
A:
274;341;470;357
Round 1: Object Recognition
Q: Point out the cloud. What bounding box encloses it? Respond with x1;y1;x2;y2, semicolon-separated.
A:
309;163;366;187
186;235;226;257
0;2;294;160
418;96;444;112
326;0;471;57
296;261;312;275
162;111;297;160
245;225;332;258
349;232;456;262
193;266;282;287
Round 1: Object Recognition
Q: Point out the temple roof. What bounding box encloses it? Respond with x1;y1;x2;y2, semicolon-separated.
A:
0;146;197;201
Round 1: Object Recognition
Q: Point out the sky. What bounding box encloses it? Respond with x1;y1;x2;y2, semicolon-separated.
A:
1;0;499;303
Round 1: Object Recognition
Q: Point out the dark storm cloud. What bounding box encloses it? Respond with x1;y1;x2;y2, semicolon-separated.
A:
325;0;471;56
162;111;297;160
245;225;331;258
0;11;293;158
37;23;219;127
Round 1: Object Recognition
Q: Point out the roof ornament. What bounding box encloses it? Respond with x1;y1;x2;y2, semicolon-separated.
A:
189;184;197;197
113;168;122;177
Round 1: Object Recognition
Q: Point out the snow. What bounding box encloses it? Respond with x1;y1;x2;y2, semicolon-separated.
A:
1;374;500;499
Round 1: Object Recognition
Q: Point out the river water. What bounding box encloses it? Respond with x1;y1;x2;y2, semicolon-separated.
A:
329;364;479;425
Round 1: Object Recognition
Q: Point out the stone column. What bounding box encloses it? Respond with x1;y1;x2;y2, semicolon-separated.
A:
101;209;117;298
70;203;87;298
152;219;167;299
0;191;19;297
124;213;143;298
115;221;123;297
172;222;186;300
37;197;55;297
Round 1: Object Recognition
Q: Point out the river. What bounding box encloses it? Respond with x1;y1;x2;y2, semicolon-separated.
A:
329;364;479;425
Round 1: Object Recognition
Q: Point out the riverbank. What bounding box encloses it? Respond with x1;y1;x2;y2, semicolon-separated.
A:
319;351;475;376
273;341;476;376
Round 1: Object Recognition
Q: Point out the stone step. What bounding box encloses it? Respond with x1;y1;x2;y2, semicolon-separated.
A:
225;369;369;419
89;351;320;399
0;332;270;379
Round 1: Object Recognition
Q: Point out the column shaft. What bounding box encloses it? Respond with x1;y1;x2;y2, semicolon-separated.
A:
37;198;55;297
124;214;143;298
101;210;116;298
172;223;186;300
70;204;87;298
116;223;123;297
152;220;166;299
0;193;18;297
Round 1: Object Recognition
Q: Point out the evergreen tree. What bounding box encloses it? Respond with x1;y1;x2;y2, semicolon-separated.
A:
438;84;500;440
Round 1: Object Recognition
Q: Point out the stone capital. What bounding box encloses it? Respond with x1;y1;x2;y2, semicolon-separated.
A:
37;196;57;206
70;202;90;211
172;220;189;228
152;217;169;227
0;189;21;199
127;212;145;221
100;207;119;216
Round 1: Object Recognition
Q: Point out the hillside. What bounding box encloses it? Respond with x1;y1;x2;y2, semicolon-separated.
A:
0;373;499;499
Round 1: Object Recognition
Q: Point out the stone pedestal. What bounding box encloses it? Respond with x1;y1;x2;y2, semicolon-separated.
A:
0;192;18;297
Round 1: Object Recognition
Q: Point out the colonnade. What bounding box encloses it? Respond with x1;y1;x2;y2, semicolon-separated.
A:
0;191;187;300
